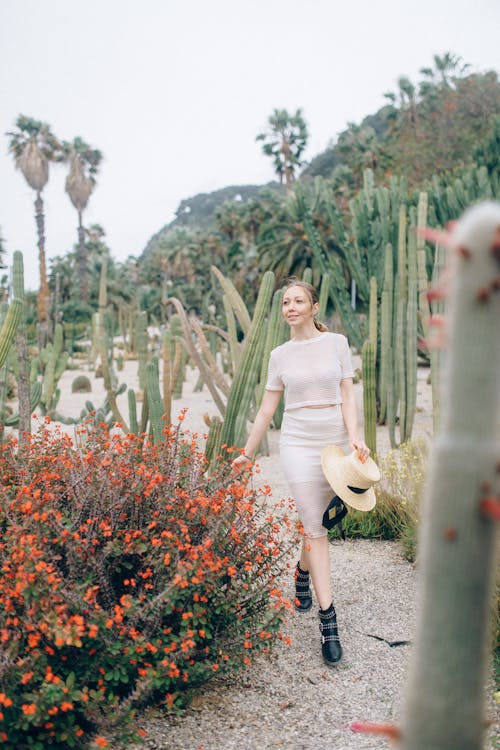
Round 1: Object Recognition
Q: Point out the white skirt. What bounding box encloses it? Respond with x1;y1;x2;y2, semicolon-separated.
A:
280;406;349;537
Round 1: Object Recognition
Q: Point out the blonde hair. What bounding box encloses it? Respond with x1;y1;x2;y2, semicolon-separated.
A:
282;277;329;332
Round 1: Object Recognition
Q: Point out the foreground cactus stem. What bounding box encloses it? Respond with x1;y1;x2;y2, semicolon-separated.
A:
0;253;24;369
402;202;500;750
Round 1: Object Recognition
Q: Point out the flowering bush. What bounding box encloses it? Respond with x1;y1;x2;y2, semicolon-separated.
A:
0;418;295;748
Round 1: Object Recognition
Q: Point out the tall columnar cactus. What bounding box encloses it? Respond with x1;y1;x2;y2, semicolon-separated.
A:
39;323;69;415
427;243;445;430
94;311;129;430
162;328;172;425
205;414;223;467
211;265;251;335
368;276;377;360
417;192;443;433
220;271;275;449
401;203;500;750
317;271;330;321
301;267;313;284
127;388;139;435
0;256;24;370
361;340;377;454
146;358;164;444
256;288;284;455
135;311;148;392
378;243;393;424
222;293;240;375
378;209;419;448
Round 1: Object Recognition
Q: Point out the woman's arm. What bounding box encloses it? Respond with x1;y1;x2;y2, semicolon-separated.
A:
340;377;370;461
231;389;282;471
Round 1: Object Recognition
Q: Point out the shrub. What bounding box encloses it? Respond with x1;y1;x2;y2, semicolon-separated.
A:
330;438;428;562
0;419;294;748
71;375;92;393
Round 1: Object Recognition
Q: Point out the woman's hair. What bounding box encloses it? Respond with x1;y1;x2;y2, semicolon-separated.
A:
282;277;329;332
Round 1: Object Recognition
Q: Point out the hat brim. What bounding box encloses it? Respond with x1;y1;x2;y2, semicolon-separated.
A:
321;445;377;512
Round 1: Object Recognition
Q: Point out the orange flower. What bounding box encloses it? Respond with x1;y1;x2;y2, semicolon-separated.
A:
21;704;36;715
21;671;34;684
94;737;109;748
60;702;74;712
0;695;13;707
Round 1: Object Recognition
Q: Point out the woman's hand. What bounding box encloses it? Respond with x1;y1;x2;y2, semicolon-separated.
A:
351;438;370;463
230;454;252;475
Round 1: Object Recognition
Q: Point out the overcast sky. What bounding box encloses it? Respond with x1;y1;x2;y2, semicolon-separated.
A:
1;0;499;290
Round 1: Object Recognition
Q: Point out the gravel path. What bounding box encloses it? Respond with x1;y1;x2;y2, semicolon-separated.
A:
130;430;499;749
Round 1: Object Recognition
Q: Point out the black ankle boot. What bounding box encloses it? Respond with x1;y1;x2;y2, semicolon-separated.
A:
318;602;342;665
294;562;312;612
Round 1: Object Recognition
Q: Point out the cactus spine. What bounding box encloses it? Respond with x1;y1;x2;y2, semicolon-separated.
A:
402;203;500;750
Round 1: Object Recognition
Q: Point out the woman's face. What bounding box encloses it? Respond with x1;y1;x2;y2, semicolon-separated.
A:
282;285;318;327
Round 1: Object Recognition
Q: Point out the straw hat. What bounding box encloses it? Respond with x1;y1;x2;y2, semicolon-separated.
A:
321;445;381;511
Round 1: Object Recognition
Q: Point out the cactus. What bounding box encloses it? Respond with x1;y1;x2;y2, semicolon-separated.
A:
128;388;139;435
135;311;148;392
378;244;393;424
0;268;23;371
71;374;92;393
368;276;377;360
361;340;377;454
211;265;251;335
302;267;313;284
145;358;164;443
317;271;330;322
222;293;240;375
167;298;226;417
39;323;69;415
4;382;42;427
401;203;500;749
94;311;129;430
161;328;172;424
220;271;275;449
169;313;186;399
205;414;223;465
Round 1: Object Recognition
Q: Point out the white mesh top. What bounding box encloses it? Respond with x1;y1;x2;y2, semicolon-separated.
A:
265;331;354;410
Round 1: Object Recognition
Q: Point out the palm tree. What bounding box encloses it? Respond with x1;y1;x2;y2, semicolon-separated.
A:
7;115;61;329
63;136;102;302
256;109;308;190
419;52;470;91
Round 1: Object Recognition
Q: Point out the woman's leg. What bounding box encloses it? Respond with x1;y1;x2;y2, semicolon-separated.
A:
301;535;332;610
291;480;333;610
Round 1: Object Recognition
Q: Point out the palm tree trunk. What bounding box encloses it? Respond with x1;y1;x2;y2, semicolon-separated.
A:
35;191;49;327
77;210;88;302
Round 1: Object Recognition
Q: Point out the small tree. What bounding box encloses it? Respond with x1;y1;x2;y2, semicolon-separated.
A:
256;108;308;190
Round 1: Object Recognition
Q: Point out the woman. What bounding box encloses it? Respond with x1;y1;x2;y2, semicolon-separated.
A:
231;279;369;666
